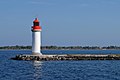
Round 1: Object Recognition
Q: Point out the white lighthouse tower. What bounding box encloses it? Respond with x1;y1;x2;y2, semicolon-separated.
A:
31;18;42;55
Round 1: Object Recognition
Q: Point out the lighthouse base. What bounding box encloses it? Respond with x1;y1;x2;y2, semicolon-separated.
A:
32;52;42;55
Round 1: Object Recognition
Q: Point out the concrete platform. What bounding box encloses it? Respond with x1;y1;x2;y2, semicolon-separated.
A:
11;54;120;61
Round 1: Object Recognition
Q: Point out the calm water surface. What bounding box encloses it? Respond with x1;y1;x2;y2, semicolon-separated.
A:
0;50;120;80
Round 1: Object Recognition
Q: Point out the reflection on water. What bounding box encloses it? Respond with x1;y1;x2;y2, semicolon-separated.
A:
33;61;43;80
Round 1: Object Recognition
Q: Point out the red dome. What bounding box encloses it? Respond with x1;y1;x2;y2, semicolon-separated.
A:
33;18;39;22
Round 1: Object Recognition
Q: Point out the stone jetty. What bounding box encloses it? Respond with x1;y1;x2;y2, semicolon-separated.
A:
11;54;120;61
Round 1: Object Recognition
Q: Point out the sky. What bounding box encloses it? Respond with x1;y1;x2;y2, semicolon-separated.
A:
0;0;120;46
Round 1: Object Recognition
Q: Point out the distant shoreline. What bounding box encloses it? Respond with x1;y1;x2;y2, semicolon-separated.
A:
1;45;120;50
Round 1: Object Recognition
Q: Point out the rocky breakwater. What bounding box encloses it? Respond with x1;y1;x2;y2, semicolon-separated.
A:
11;54;120;61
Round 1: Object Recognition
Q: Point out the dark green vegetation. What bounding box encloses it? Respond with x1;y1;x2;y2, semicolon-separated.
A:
1;45;120;50
0;45;31;50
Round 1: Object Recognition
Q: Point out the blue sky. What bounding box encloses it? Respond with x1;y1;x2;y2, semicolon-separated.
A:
0;0;120;46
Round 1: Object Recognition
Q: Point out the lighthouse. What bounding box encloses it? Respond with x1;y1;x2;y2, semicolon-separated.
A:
31;18;42;55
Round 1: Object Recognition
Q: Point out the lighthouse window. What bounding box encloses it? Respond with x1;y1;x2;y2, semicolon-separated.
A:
34;22;39;26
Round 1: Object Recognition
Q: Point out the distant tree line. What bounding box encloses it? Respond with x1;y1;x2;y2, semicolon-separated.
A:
1;45;120;50
42;46;120;50
0;45;31;50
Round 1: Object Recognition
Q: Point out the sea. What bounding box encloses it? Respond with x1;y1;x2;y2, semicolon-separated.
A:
1;50;120;80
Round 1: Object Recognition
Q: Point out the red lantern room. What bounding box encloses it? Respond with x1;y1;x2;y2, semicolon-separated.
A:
32;18;42;31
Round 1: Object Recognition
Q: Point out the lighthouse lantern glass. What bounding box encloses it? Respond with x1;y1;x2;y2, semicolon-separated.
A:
34;22;39;26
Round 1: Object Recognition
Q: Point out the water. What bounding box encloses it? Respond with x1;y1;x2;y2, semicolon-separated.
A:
1;50;120;80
